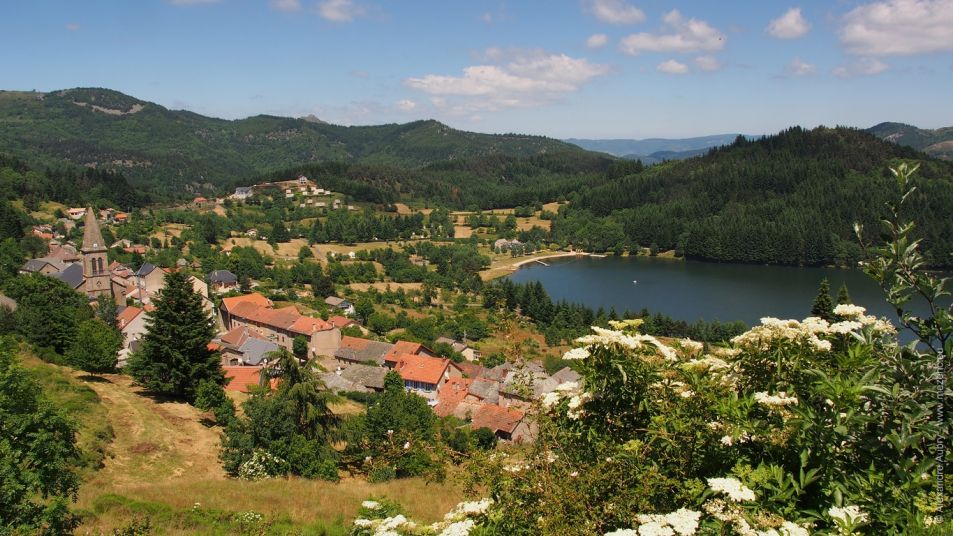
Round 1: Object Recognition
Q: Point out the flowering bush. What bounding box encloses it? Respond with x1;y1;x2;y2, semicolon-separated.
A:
348;497;492;536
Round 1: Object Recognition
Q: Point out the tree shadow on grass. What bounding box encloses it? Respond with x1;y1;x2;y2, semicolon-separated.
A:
77;374;113;383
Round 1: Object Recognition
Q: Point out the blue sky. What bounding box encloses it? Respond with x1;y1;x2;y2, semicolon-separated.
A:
3;0;952;138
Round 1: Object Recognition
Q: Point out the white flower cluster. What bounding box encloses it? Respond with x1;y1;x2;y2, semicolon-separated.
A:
677;338;704;355
731;317;832;353
635;508;702;535
563;347;590;360
703;499;808;536
834;304;896;334
237;449;285;481
828;505;867;525
707;477;756;502
362;500;381;510
428;498;493;536
604;529;637;536
541;382;592;420
443;499;493;519
832;304;866;318
575;327;678;361
753;391;799;409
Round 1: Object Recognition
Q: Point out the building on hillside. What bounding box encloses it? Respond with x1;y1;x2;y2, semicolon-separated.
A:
44;208;127;305
383;340;438;368
334;336;394;366
20;257;67;275
67;207;86;220
232;187;254;200
393;354;463;395
329;315;358;330
493;238;522;253
321;364;388;393
470;404;533;442
224;366;273;393
324;296;355;316
208;269;239;292
219;293;341;358
117;305;149;367
217;325;279;367
435;336;480;361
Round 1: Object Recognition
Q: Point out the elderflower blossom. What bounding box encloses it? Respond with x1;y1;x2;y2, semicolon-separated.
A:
555;381;579;392
377;514;409;532
638;521;675;535
608;318;644;331
678;338;704;354
708;477;756;502
604;529;638;536
833;304;866;318
567;392;592;419
732;317;833;353
361;500;381;510
754;391;799;408
828;505;867;525
353;519;373;528
682;355;730;372
563;347;590;360
444;499;493;520
541;392;562;410
636;509;701;536
438;519;476;536
778;521;810;536
711;346;742;358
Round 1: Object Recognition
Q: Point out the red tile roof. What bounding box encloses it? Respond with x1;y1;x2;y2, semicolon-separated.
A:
339;335;371;351
289;315;333;335
434;376;474;417
116;306;143;329
329;315;356;329
207;343;222;352
470;404;524;435
221;293;272;312
395;354;451;385
384;340;425;364
224;366;268;393
220;325;251;347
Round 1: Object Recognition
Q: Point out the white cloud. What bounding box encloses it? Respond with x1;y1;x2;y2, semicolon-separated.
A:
270;0;301;12
833;57;889;77
395;99;417;112
318;0;365;22
657;59;688;74
619;9;725;55
767;7;810;39
787;57;816;76
694;55;721;71
840;0;953;55
482;12;493;24
587;33;609;49
405;50;611;115
588;0;645;25
65;22;80;31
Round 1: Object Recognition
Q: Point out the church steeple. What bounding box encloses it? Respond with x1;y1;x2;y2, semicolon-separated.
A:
82;207;106;253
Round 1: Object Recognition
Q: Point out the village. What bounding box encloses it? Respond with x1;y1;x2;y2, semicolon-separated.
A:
15;175;584;448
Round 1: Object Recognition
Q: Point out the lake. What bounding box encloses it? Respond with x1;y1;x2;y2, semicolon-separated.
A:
507;255;909;327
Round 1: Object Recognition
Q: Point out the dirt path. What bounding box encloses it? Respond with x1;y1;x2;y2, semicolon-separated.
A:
78;373;225;493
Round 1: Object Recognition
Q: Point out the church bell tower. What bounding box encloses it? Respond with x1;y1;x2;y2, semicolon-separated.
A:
81;207;112;302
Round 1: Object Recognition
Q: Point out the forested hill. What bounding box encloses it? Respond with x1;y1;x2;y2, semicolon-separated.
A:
553;127;953;267
866;122;953;160
0;88;586;199
0;154;138;210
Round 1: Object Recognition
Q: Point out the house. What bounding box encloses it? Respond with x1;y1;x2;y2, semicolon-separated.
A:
470;404;533;442
67;207;86;220
383;340;438;368
224;366;272;393
393;354;463;394
53;263;86;290
208;269;239;292
219;293;341;358
134;263;166;296
232;187;254;200
297;175;309;185
117;306;149;367
217;325;279;367
329;315;358;330
435;336;480;361
246;229;258;238
193;196;208;206
20;257;67;275
47;244;81;264
113;213;129;224
494;238;522;253
122;245;148;255
334;335;394;366
324;296;355;316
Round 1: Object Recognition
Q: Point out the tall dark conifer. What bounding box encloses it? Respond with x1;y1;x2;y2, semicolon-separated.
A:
836;283;851;305
810;278;835;322
126;271;222;401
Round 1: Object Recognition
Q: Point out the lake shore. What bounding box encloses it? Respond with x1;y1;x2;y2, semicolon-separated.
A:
481;251;605;280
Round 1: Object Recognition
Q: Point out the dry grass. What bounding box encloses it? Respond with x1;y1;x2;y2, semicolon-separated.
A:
393;203;413;215
349;281;423;292
453;225;474;238
152;223;188;242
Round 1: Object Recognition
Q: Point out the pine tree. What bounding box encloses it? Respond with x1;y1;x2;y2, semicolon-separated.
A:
126;271;223;401
810;278;835;321
836;283;851;305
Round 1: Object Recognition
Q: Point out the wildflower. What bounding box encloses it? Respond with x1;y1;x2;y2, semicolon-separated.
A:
563;347;590;360
555;381;579;392
778;521;810;536
638;521;674;536
707;477;756;502
828;505;867;525
720;435;734;447
361;500;381;509
828;321;862;335
833;304;866;318
403;441;410;450
353;518;373;527
438;519;475;536
541;391;562;410
444;499;493;519
754;391;799;408
570;471;579;477
386;429;393;436
604;529;638;536
378;514;409;531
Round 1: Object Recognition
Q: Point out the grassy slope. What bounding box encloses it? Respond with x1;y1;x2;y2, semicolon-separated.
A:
21;353;463;534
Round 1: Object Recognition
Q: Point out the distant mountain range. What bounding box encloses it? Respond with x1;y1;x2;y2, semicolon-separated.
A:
565;134;752;164
568;122;953;163
0;88;587;199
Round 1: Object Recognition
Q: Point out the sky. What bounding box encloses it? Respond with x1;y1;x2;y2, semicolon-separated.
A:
3;0;953;138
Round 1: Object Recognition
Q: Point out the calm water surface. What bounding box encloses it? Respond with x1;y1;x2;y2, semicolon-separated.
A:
508;256;910;326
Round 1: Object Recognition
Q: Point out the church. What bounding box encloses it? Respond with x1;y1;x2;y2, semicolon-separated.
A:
78;207;127;306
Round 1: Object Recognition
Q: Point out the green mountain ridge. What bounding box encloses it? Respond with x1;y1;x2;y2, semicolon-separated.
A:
865;121;953;160
0;88;586;199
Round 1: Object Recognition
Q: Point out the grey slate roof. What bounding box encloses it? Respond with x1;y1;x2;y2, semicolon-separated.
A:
237;337;279;366
136;263;158;277
54;263;85;289
208;269;238;284
321;372;362;392
21;257;66;273
334;339;394;365
468;379;500;404
339;364;388;391
551;367;582;385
